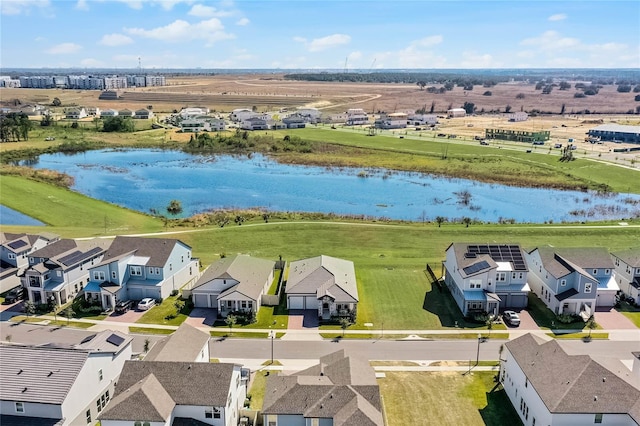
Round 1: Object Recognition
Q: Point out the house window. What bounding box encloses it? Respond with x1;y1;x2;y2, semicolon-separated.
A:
181;255;184;263
130;266;142;276
512;273;516;279
592;269;597;275
604;269;610;275
156;267;161;275
169;263;172;271
15;402;24;413
636;268;640;275
213;408;221;419
30;257;34;264
497;272;506;282
519;272;523;279
86;409;91;424
311;419;319;426
241;301;247;309
205;408;213;418
8;253;16;260
247;301;253;310
93;271;105;281
560;279;566;286
585;283;592;293
148;267;153;274
595;413;603;423
56;271;61;277
532;418;536;426
98;369;103;381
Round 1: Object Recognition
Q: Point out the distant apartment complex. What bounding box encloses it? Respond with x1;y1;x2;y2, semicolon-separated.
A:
5;74;166;90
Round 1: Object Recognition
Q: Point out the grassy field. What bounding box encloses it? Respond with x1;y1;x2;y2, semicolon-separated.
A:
128;326;174;335
136;295;192;326
617;301;640;327
10;316;95;329
248;370;279;411
378;371;522;426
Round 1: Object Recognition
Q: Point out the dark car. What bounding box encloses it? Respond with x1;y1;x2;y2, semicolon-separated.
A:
114;299;133;314
4;287;25;304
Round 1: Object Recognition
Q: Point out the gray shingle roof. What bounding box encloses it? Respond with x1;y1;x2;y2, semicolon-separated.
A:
74;330;132;354
262;350;382;425
98;373;175;422
447;243;528;278
611;248;640;268
287;255;358;302
144;323;209;362
505;334;640;416
100;236;191;267
110;361;235;407
533;247;614;279
0;345;89;404
192;254;275;301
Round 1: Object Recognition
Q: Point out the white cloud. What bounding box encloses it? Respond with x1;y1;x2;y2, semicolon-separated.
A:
100;33;134;46
125;18;234;45
458;51;501;68
373;35;446;68
75;0;89;11
46;43;82;54
521;30;579;50
236;17;249;26
295;34;351;52
414;35;443;48
80;58;104;67
188;4;233;17
1;0;50;15
548;13;567;21
112;0;194;10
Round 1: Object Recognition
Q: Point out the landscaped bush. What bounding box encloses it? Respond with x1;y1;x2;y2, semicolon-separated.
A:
556;313;580;324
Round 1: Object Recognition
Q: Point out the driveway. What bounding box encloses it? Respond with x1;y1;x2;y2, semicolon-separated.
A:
594;307;638;330
104;308;147;323
501;308;539;330
0;300;23;313
288;310;319;330
185;308;218;327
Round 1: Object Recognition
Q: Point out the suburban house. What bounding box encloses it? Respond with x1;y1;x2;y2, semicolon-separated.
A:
179;107;210;119
407;113;438;126
83;236;199;310
587;124;640;144
0;330;132;426
65;107;87;120
286;255;358;319
118;109;133;117
21;238;110;306
442;243;530;317
262;349;384;426
85;106;100;116
100;109;118;117
524;247;618;317
144;322;210;363
282;115;306;129
230;108;257;122
133;108;154;119
98;361;248;426
241;116;269;130
0;232;58;293
190;254;275;317
447;107;466;118
294;107;322;123
501;333;640;426
508;112;529;122
374;112;408;129
611;248;640;304
180;117;225;132
345;108;369;125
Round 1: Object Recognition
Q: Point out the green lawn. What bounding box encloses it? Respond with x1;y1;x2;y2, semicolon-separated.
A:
136;295;192;326
248;370;279;411
378;371;522;426
617;301;640;328
545;332;609;339
526;293;588;330
10;316;95;329
128;326;174;335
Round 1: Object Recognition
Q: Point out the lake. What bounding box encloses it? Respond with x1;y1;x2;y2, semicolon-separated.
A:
0;205;44;226
26;149;640;223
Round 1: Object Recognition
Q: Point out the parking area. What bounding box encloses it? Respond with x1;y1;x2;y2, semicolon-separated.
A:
594;307;638;330
501;309;539;330
184;308;218;327
104;307;147;323
287;310;319;330
0;300;23;314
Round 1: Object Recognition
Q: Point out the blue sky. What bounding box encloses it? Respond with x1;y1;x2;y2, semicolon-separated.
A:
1;0;638;69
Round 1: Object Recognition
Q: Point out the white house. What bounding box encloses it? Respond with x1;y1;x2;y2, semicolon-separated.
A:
501;333;640;426
295;107;322;123
408;113;438;126
190;254;275;318
524;247;618;317
144;322;210;363
508;112;529;122
100;109;119;117
262;349;384;426
133;108;154;119
346;108;369;125
442;243;530;317
83;236;199;310
179;107;209;119
180;117;225;132
230;108;257;122
447;107;466;118
21;238;110;306
375;112;408;129
241;116;269;130
65;108;87;120
611;248;640;305
286;255;358;320
0;331;132;426
98;361;248;426
0;232;58;293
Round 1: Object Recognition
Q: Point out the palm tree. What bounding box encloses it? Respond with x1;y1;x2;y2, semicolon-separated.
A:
586;315;597;339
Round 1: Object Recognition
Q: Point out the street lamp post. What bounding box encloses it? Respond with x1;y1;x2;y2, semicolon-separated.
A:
476;333;482;366
269;330;275;365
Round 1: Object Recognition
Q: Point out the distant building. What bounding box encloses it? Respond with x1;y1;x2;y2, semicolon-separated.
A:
447;108;466;118
103;76;127;90
65;108;88;120
180;117;225;132
0;76;21;88
133;108;154;119
485;128;551;142
100;109;118;117
508;112;528;122
98;90;119;100
241;116;268;130
408;113;438;125
230;108;256;122
375;112;408;129
346;108;369;125
588;124;640;144
283;115;306;128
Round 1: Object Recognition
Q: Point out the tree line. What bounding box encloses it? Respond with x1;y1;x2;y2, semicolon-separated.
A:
0;113;33;142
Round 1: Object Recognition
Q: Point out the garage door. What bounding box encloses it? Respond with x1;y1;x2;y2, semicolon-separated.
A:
597;292;615;307
305;296;317;310
289;296;304;309
509;295;528;308
144;288;160;300
194;294;208;308
128;288;143;301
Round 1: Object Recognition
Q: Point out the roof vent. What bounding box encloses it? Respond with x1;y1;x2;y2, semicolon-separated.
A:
594;396;598;401
602;377;606;382
22;387;27;393
17;369;23;375
48;371;53;377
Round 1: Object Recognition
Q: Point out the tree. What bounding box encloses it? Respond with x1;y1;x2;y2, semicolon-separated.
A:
515;93;526;99
586;315;597;339
143;338;150;353
558;81;571;90
417;81;426;90
52;97;62;107
64;306;73;325
482;91;492;96
225;314;237;335
166;199;183;217
174;299;185;317
429;100;436;114
234;215;245;226
339;317;351;337
560;103;566;115
462;102;475;114
462;217;472;228
103;116;134;132
504;105;512;113
23;301;36;318
435;216;446;228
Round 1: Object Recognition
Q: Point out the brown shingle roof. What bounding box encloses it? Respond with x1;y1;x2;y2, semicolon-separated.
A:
98;373;175;421
611;248;640;268
144;323;209;362
100;236;190;267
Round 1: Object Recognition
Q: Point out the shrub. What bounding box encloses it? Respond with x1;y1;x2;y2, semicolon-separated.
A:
482;91;492;96
556;313;579;324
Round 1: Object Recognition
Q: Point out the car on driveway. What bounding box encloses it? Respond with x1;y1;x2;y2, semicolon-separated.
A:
503;310;521;327
137;298;156;311
4;287;25;304
114;299;133;314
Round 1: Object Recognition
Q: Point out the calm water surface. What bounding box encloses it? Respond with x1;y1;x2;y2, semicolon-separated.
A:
28;149;640;223
0;205;44;226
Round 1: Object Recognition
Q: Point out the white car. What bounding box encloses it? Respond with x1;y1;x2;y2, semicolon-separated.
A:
137;298;156;311
503;310;521;327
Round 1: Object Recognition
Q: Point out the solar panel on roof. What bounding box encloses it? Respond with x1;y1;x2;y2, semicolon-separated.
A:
106;333;125;347
57;250;82;266
80;334;96;344
7;240;28;250
463;260;490;275
59;247;103;267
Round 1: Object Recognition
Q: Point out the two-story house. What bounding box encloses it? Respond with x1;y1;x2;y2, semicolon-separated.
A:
442;243;530;317
262;349;384;426
83;236;198;310
144;322;210;363
611;248;640;305
0;232;58;292
98;361;248;426
0;330;132;426
525;247;617;318
190;254;275;318
21;238;110;306
501;333;640;426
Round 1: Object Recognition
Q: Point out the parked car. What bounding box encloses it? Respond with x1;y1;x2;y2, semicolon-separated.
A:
137;298;156;311
114;299;133;314
4;287;25;304
480;140;489;145
503;310;521;326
